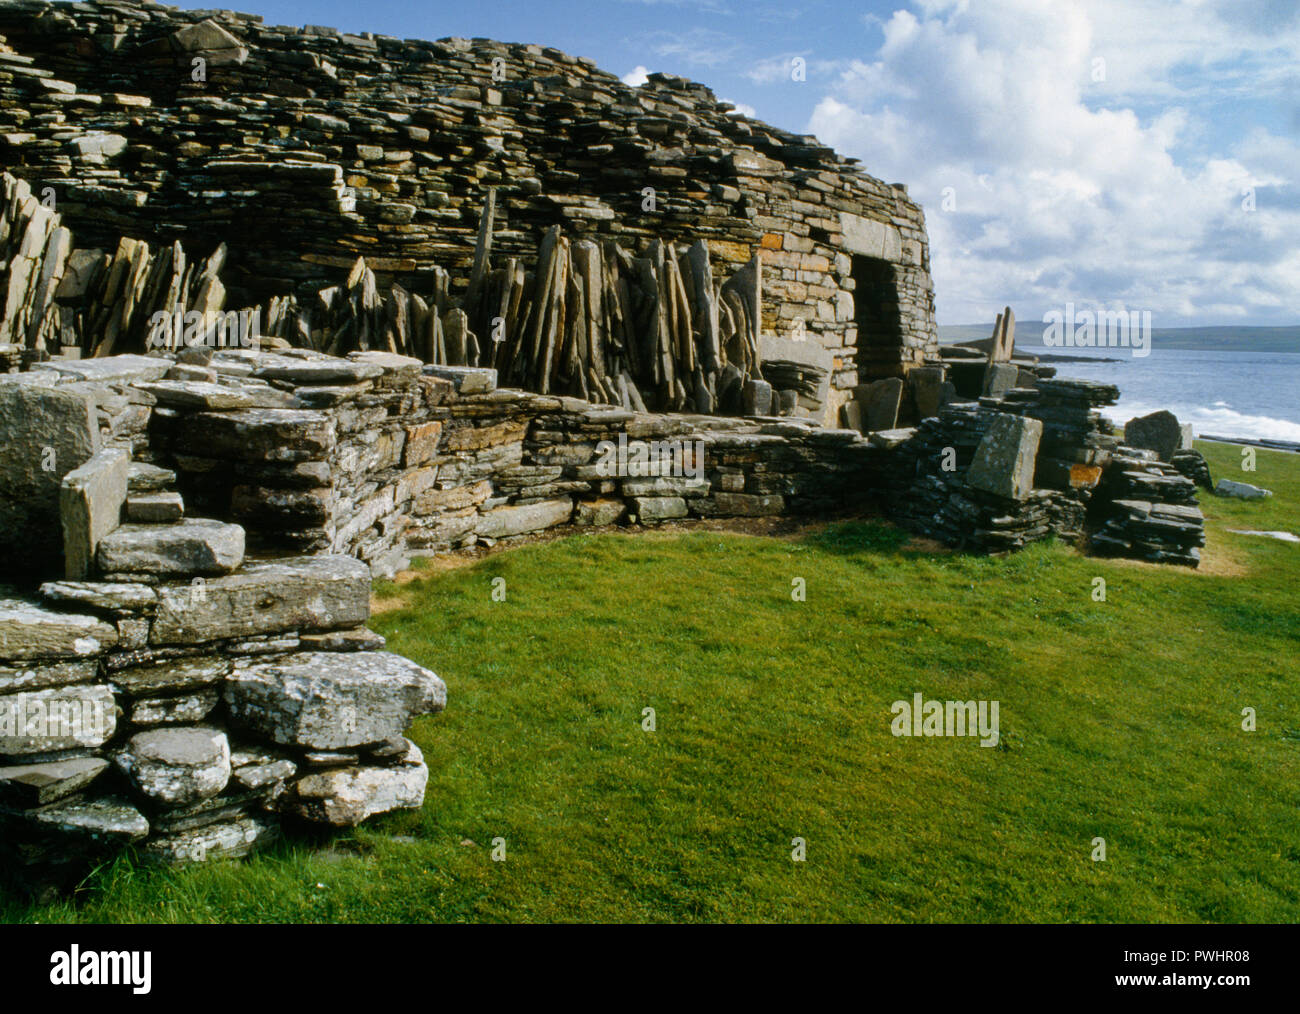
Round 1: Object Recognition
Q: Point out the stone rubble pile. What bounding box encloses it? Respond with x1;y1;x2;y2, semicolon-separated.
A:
880;378;1209;565
1090;448;1205;566
884;403;1087;552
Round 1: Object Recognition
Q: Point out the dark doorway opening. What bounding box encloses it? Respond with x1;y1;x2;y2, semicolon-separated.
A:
851;255;903;356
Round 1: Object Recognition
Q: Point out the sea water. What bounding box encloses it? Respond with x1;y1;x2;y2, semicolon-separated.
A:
1016;346;1300;444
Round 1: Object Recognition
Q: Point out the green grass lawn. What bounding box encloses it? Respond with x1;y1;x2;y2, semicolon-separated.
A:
4;441;1298;922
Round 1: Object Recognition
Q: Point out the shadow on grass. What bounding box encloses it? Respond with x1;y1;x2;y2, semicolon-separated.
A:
800;520;913;556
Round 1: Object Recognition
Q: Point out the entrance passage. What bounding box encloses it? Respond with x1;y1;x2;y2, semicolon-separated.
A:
851;255;904;355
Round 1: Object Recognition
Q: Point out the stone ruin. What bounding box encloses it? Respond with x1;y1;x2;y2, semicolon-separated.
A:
0;1;1218;882
0;0;934;425
0;354;446;883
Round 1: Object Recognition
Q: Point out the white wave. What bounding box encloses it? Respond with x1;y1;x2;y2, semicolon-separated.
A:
1102;400;1300;443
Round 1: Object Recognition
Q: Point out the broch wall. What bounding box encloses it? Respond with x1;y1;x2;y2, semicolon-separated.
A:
0;0;936;424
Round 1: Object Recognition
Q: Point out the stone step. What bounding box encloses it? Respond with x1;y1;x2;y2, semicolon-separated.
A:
124;491;185;523
96;518;245;576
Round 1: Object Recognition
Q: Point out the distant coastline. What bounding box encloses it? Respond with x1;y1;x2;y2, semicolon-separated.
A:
939;323;1300;355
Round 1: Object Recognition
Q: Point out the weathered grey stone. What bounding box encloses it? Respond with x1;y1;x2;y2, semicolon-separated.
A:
0;598;118;660
347;351;424;377
171;18;248;57
59;447;129;580
108;657;229;697
868;427;917;449
982;362;1019;398
127;461;176;493
144;815;280;865
296;627;386;652
96;519;245;576
115;727;231;806
741;379;773;416
225;652;445;751
0;684;116;756
67;132;128;162
252;360;382;385
909;366;947;420
27;795;149;843
621;475;709;497
170;408;334;463
30;356;169;386
0;660;98;695
0;756;108;806
697;492;785;516
128;690;220;727
860;377;903;431
1215;479;1272;500
634;496;688;522
39;580;157;613
284;739;428;827
150;556;369;644
135;380;255;410
1124;410;1183;462
574;499;627;527
966;414;1042;500
125;492;185;523
301;751;362;768
232;757;297;791
424;365;497;393
475;497;573;538
0;383;99;574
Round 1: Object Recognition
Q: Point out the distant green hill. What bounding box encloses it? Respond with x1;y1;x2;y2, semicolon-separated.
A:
939;323;1300;354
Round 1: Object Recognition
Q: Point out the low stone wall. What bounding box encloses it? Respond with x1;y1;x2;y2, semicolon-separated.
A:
136;350;888;576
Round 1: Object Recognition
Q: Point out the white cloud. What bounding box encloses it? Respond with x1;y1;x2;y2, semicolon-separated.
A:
622;65;651;86
645;28;744;67
805;0;1300;326
720;98;757;117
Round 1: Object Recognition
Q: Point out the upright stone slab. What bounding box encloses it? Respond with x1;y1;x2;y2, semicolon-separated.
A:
861;377;903;431
0;382;99;576
1124;410;1182;462
966;414;1043;501
60;447;130;580
741;379;773;416
982;362;1018;398
909;366;947;420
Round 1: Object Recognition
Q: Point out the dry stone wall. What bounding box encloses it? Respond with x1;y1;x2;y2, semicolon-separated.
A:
0;0;937;412
0;358;446;886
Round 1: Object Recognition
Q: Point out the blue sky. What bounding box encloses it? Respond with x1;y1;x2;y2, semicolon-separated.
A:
180;1;1299;327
